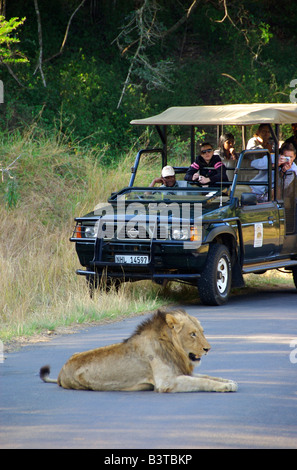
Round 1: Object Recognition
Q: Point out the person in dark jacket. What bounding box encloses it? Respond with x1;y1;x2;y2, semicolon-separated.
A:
184;142;228;186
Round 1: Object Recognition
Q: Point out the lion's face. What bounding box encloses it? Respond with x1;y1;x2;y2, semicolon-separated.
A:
166;312;211;364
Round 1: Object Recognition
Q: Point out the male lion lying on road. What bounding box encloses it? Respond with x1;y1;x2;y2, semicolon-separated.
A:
40;308;238;393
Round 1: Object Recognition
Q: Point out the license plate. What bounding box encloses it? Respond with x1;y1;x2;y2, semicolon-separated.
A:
115;255;149;264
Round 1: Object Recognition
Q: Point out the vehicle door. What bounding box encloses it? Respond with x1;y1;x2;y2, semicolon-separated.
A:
278;171;297;255
232;150;280;262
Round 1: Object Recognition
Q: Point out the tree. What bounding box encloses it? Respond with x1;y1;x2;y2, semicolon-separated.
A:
0;15;27;63
113;0;199;108
0;15;28;86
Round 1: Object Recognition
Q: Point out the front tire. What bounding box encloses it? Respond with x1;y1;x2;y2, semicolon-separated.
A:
198;244;232;306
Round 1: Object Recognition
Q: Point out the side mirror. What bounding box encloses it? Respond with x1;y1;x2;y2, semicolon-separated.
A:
241;192;257;206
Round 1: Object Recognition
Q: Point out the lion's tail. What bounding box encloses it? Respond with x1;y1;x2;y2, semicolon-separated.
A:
39;365;58;384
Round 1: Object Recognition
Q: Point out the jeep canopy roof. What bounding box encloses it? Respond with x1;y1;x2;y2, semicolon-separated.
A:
131;103;297;126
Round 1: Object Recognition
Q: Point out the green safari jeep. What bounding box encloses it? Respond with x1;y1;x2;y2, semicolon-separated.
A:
70;103;297;305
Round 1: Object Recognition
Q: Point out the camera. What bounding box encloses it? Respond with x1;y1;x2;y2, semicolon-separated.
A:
282;156;291;162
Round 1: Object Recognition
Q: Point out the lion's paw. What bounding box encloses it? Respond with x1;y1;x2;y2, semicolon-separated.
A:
226;380;238;392
215;379;238;392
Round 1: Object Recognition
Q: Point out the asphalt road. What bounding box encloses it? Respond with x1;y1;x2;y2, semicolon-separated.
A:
1;287;297;450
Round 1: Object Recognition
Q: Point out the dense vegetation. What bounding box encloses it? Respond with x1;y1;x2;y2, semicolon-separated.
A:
0;0;296;341
1;0;297;158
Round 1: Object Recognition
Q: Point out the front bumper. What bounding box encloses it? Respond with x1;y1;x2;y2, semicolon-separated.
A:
75;237;209;283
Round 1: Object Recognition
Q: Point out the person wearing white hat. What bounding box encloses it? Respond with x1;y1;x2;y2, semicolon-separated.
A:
149;165;180;188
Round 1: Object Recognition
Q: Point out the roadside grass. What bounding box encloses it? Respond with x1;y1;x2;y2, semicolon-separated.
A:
0;127;295;345
0;128;165;343
243;270;294;288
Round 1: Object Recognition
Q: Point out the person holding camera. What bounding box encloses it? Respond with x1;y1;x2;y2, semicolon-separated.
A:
278;143;297;192
279;142;297;175
250;142;297;199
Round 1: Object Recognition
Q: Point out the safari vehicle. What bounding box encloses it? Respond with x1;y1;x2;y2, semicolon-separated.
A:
70;103;297;305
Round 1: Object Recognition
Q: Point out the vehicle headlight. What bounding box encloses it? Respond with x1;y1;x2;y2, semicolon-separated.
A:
85;226;96;238
171;227;191;240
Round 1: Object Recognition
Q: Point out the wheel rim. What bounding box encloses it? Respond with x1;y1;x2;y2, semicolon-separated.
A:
216;256;228;293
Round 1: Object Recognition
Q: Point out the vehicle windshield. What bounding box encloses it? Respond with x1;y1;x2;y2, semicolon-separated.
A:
110;187;230;204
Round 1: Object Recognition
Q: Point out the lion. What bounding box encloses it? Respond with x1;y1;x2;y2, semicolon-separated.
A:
40;308;238;393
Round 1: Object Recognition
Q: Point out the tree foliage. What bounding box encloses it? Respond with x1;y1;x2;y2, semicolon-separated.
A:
0;0;297;161
0;15;27;63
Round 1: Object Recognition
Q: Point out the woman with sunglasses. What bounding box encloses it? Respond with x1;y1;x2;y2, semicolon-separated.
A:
184;142;228;186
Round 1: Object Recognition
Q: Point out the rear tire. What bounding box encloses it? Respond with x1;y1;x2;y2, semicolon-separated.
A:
198;244;232;306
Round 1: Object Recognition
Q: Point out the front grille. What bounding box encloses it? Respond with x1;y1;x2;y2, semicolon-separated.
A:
101;220;169;241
